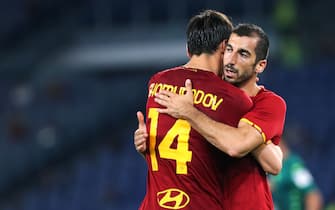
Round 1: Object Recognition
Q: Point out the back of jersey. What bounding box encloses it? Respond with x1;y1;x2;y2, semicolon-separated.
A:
139;67;252;210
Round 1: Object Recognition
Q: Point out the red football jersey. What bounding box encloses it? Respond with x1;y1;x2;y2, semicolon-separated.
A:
139;66;252;210
223;87;286;210
242;87;287;145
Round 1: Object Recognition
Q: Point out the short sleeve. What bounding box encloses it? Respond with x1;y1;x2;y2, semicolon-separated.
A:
241;90;286;145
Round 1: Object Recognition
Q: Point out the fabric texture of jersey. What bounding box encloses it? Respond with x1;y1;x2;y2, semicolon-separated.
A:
270;153;319;210
223;86;287;210
139;66;253;210
242;87;286;145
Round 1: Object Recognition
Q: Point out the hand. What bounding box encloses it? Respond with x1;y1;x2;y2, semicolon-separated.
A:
134;111;148;154
154;79;194;119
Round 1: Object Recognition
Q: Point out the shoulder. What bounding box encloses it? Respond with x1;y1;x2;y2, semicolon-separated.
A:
149;67;182;81
152;66;181;77
255;87;286;109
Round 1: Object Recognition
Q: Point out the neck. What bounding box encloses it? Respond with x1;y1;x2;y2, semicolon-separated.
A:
238;77;261;97
184;53;222;75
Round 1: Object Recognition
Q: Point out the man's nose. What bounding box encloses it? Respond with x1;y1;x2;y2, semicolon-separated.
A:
229;53;237;64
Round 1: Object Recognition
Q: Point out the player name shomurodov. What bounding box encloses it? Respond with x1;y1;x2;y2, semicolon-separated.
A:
149;82;223;111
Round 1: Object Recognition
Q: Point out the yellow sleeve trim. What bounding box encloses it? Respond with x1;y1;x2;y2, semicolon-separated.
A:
240;118;267;143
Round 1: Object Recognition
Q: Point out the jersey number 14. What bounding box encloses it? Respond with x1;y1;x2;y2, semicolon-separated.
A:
148;108;192;174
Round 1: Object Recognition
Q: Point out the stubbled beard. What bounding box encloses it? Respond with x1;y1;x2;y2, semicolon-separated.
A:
223;64;255;87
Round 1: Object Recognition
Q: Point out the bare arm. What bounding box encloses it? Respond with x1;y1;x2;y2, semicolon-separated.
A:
155;79;264;157
134;109;283;174
252;142;283;175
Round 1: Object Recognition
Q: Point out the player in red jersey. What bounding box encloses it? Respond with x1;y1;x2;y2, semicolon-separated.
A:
136;11;284;209
137;10;254;210
141;68;252;210
153;23;286;210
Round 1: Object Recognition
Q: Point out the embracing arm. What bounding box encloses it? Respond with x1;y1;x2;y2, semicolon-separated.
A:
252;142;283;175
133;109;282;174
155;79;264;158
184;106;263;157
155;79;283;174
190;106;283;172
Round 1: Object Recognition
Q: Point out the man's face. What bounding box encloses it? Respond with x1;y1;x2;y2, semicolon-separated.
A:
222;33;258;86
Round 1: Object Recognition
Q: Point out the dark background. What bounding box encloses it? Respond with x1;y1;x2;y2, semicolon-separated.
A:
0;0;334;209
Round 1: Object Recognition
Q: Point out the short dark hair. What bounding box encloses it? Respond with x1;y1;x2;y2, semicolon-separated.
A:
233;23;269;62
186;10;233;56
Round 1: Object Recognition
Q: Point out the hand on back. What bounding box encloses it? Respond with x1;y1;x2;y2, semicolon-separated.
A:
155;79;194;120
134;111;148;154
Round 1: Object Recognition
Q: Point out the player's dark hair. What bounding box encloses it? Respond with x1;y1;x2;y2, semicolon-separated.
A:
186;10;233;56
233;23;269;62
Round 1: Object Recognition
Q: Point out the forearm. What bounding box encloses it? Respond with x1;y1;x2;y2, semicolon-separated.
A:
252;143;283;175
154;86;263;157
185;107;255;157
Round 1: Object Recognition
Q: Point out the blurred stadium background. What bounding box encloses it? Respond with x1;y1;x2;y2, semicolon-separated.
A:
0;0;334;209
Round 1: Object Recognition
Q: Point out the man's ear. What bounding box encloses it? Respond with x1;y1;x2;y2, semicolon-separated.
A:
256;59;267;74
186;44;191;58
220;40;227;53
